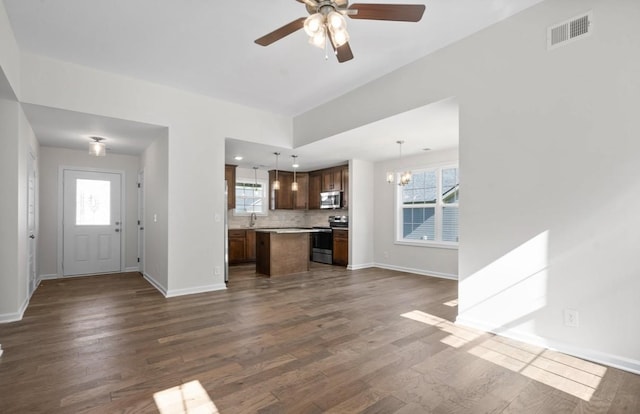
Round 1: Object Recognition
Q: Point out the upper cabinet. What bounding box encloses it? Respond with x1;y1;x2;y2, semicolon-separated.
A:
225;164;237;210
269;170;309;210
308;172;322;210
322;167;343;192
341;166;349;210
293;173;309;210
269;164;348;210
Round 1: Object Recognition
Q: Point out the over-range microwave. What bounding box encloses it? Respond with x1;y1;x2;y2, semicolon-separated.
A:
320;191;342;209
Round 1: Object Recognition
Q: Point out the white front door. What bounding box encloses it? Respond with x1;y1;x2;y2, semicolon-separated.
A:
63;169;122;276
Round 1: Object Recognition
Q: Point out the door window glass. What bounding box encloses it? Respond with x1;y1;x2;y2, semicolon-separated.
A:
76;179;110;225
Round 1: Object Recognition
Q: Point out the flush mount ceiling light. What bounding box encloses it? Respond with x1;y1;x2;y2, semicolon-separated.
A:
291;155;299;192
89;136;106;157
387;140;411;186
272;152;281;191
255;1;426;63
234;155;243;161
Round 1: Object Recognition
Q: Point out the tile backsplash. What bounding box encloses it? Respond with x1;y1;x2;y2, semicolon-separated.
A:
228;209;348;229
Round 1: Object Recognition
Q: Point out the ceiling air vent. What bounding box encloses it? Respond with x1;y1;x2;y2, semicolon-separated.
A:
547;11;592;50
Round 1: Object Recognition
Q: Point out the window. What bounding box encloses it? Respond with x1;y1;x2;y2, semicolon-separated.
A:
234;179;267;215
397;166;459;246
76;179;111;225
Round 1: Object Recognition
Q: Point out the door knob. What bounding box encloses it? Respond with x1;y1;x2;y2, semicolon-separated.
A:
115;229;120;232
29;234;35;239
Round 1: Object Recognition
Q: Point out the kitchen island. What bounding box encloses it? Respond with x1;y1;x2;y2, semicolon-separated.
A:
255;228;317;277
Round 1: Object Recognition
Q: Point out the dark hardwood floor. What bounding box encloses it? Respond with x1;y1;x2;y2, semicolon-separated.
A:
0;264;638;413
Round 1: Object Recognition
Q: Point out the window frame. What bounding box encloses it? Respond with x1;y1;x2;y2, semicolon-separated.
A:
395;164;459;249
233;177;269;217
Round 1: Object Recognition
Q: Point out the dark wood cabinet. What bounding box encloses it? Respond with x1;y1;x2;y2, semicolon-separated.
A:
293;172;309;210
225;164;237;210
308;172;322;210
228;229;256;264
269;170;308;210
322;167;342;192
332;229;349;266
341;166;349;209
246;229;256;261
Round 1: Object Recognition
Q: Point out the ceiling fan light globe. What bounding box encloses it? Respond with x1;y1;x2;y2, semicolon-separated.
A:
303;13;324;36
330;28;349;47
309;30;326;48
327;11;346;31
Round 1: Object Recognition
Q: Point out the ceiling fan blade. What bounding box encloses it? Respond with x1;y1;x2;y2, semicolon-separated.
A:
331;41;354;63
255;17;306;46
348;3;426;22
296;0;318;7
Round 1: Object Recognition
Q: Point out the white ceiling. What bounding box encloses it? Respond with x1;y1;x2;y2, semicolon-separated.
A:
22;104;166;156
3;0;542;162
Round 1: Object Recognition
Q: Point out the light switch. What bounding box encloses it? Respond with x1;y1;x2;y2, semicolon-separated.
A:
153;214;157;223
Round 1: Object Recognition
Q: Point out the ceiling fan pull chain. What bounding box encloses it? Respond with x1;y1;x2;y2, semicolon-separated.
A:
324;31;330;60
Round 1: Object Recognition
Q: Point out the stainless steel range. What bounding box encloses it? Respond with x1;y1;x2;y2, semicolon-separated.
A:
311;216;348;264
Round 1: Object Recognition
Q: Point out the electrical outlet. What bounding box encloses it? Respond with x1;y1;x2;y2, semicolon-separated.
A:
214;266;221;275
564;309;579;328
383;251;389;259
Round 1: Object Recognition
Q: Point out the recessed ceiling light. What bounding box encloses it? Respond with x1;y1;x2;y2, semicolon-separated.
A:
234;156;243;161
422;148;431;151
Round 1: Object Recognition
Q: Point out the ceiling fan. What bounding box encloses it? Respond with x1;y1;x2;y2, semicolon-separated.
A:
255;0;426;63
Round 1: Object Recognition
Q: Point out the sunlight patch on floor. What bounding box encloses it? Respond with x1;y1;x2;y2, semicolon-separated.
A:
443;299;458;307
468;338;605;401
154;380;219;414
401;310;483;348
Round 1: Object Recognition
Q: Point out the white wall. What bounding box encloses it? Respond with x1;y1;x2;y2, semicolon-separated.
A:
348;159;374;269
294;1;640;372
37;147;142;277
0;97;21;320
374;148;459;278
0;3;20;98
141;134;169;292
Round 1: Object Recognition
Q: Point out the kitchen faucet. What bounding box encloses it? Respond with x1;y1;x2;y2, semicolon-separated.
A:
249;212;257;227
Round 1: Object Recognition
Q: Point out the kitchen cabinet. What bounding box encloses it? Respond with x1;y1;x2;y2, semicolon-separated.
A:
341;166;349;209
308;172;322;209
225;164;237;210
322;167;343;192
246;229;256;261
228;229;256;264
293;172;309;210
269;170;309;210
332;229;349;266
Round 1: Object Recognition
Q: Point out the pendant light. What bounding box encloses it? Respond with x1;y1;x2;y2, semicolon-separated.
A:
89;136;106;157
272;152;281;190
387;140;411;186
291;155;299;192
253;166;259;193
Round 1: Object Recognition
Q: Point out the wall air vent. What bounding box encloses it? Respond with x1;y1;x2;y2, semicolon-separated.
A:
547;11;592;50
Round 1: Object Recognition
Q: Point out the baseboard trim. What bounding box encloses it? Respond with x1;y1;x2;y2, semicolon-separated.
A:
38;273;59;283
165;283;227;298
124;266;140;272
456;315;640;376
347;262;375;270
373;262;458;280
143;272;168;297
0;295;29;324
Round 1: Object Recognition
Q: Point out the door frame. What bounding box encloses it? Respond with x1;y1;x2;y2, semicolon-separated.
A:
27;150;37;296
57;166;126;277
137;170;145;274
